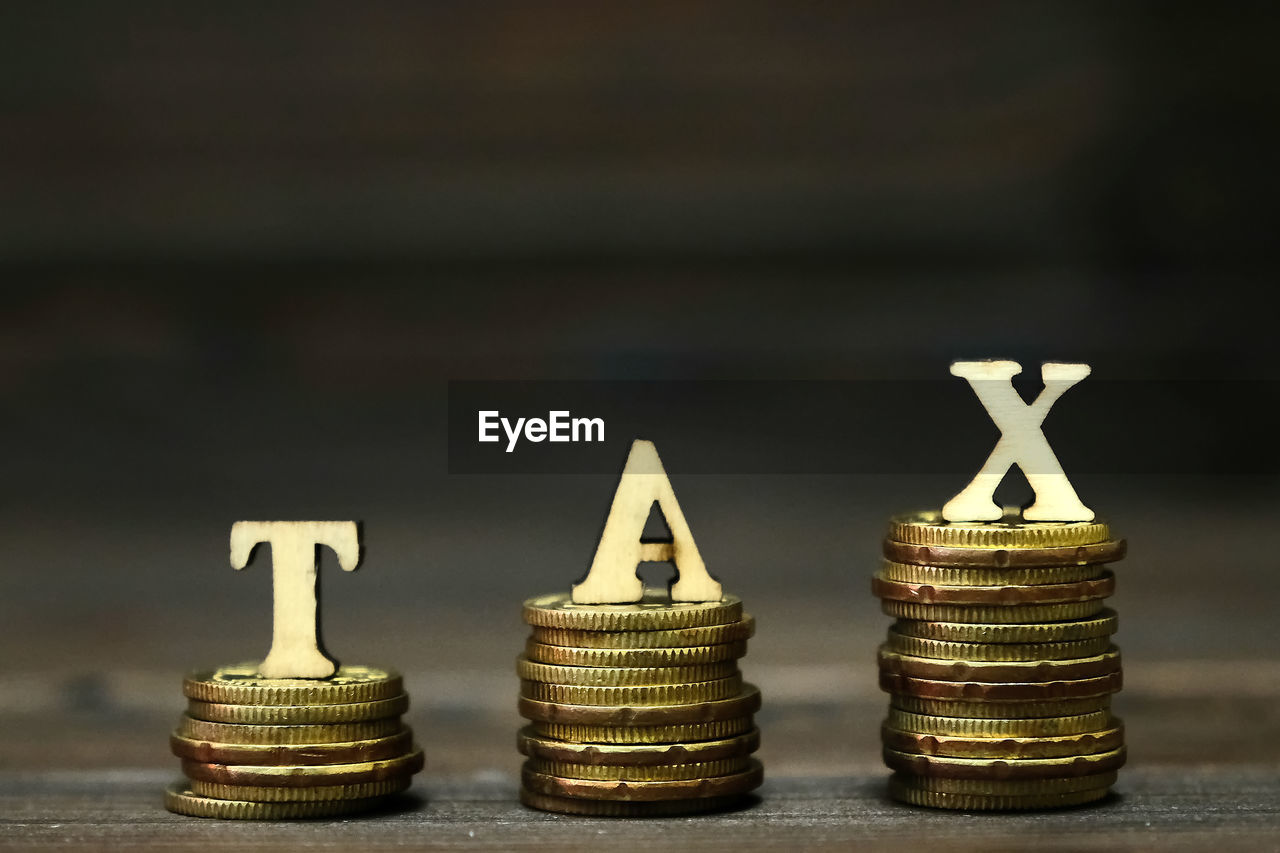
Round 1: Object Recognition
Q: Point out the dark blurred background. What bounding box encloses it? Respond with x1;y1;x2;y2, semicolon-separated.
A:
1;1;1277;781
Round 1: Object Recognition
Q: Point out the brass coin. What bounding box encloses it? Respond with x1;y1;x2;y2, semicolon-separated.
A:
530;616;755;649
524;640;748;668
187;694;409;725
531;718;755;744
527;756;752;781
518;726;760;765
169;729;412;766
518;684;762;726
886;510;1112;549
872;572;1115;606
879;671;1122;702
886;631;1112;662
882;745;1126;780
182;664;402;706
888;779;1111;810
892;611;1118;644
519;788;745;817
523;591;743;632
521;675;743;707
880;560;1103;587
164;784;395;819
188;776;412;802
886;709;1113;738
181;748;424;787
883;538;1126;569
877;646;1122;682
881;722;1125;758
516;656;738;686
882;600;1106;624
521;758;763;801
177;715;403;745
890;694;1111;719
895;770;1118;795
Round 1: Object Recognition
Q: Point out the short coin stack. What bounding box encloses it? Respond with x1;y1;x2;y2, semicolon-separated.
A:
873;510;1126;810
166;664;423;818
517;590;763;816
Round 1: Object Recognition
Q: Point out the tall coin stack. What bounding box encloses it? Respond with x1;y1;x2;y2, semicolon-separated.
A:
516;591;763;816
166;664;424;818
873;510;1126;810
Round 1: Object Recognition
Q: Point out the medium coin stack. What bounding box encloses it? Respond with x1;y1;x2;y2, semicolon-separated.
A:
873;510;1127;810
165;664;424;819
517;590;763;816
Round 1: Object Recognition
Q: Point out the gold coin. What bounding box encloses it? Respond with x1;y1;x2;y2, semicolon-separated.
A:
164;784;396;819
872;572;1115;606
879;671;1122;702
518;726;759;764
182;664;401;706
188;776;412;802
519;788;745;816
888;779;1110;810
883;538;1126;569
531;718;755;744
887;510;1112;549
886;709;1113;738
891;695;1111;719
176;715;403;745
516;656;738;686
892;611;1118;644
522;675;744;707
523;591;743;632
180;748;424;786
878;646;1122;682
881;722;1125;758
524;640;748;668
886;631;1111;662
187;694;409;725
883;745;1126;780
518;684;761;726
530;616;755;649
169;729;413;766
895;770;1118;795
880;560;1103;586
527;756;752;781
521;758;763;801
881;600;1106;624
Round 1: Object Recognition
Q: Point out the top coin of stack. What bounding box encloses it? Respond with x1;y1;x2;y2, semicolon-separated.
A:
516;590;763;816
166;664;423;819
873;509;1127;811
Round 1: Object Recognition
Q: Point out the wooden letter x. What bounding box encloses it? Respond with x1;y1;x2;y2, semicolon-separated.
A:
230;521;361;679
942;360;1095;523
572;440;722;604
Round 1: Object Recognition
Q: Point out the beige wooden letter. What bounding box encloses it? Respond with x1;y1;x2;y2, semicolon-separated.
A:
572;440;722;604
230;521;361;679
942;360;1095;522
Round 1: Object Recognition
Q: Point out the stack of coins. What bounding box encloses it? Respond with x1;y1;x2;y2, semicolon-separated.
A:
165;664;424;819
516;590;763;816
873;510;1126;810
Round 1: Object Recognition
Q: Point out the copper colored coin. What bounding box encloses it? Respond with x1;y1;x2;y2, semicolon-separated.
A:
518;726;760;766
877;646;1122;682
879;670;1123;702
519;788;745;816
521;758;763;802
882;745;1126;780
518;684;762;726
883;538;1126;569
881;722;1125;759
169;728;413;766
872;572;1115;606
180;748;424;787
